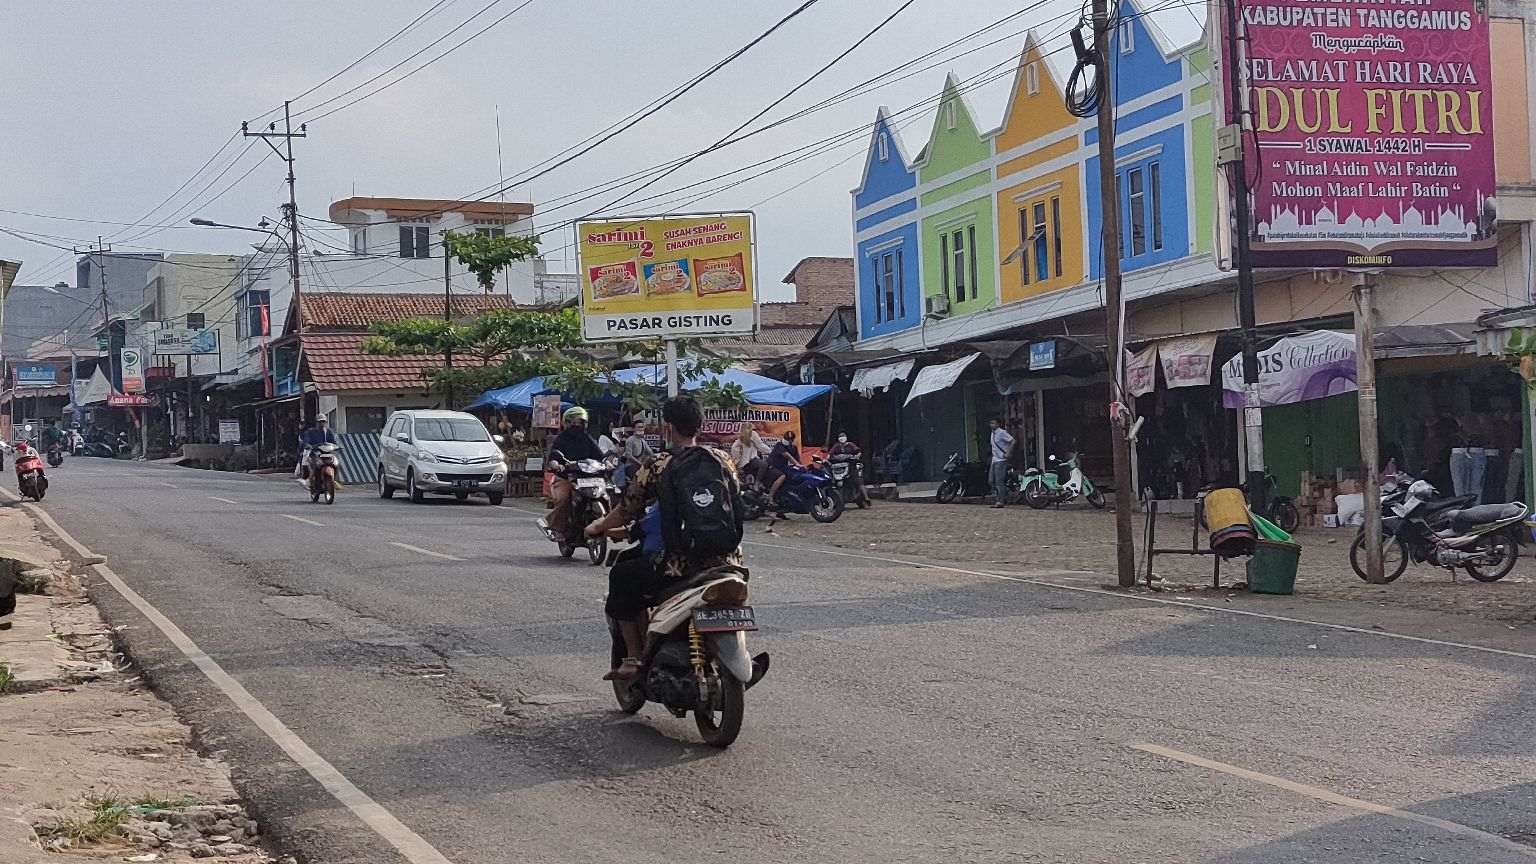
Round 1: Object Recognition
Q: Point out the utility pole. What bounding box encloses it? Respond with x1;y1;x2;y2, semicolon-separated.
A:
443;231;455;409
243;103;307;335
1354;280;1384;582
1090;0;1136;587
1222;0;1268;514
74;237;113;430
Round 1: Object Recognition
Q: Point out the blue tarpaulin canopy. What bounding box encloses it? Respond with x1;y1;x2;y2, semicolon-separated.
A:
467;367;831;410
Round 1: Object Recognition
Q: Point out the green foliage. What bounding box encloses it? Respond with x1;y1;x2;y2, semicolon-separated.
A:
0;662;12;694
34;796;132;846
443;230;541;294
362;307;748;411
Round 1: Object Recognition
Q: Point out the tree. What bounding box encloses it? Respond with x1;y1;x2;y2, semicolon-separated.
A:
443;230;540;294
363;307;747;411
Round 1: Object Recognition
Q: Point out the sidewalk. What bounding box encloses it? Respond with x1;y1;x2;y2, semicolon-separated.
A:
0;504;282;864
761;498;1536;646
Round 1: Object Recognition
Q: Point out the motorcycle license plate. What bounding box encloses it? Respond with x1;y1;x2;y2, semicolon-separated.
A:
576;477;604;490
692;606;756;633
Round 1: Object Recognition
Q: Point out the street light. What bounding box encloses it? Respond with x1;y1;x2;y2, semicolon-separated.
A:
189;217;279;237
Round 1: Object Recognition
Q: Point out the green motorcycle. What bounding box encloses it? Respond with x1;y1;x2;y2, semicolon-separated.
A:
1020;452;1105;510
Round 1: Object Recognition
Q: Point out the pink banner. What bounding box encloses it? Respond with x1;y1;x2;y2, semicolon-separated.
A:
1225;0;1497;268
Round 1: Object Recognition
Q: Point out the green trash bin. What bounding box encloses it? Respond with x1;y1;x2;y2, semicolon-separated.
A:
1247;538;1300;594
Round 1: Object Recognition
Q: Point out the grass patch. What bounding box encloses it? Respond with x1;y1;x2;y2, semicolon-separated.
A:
130;794;202;811
33;796;131;847
0;662;12;694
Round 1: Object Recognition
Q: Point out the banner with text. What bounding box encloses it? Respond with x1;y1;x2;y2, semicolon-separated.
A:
576;213;757;341
1223;0;1496;267
1221;330;1357;407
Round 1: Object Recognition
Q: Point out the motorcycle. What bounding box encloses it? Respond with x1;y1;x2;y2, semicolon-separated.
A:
541;452;616;563
741;461;842;522
935;452;1004;504
605;515;767;748
1351;480;1526;583
14;444;47;501
817;453;871;509
1022;452;1105;509
45;443;64;468
306;442;342;505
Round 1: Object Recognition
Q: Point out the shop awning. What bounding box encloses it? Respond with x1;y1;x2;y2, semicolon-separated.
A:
850;358;915;395
470;366;834;411
1374;324;1477;359
905;353;980;405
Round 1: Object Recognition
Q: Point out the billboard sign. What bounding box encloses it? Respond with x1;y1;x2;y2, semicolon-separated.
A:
120;348;144;394
1224;0;1496;267
108;393;154;407
13;364;57;388
218;419;241;444
152;327;219;355
1221;330;1357;407
576;213;757;341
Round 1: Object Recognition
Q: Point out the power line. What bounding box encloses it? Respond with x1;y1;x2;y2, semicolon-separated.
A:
301;0;542;124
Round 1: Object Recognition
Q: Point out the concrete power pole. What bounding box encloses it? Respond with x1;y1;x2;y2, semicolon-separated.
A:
1090;0;1137;587
243;102;307;358
1354;280;1384;582
443;232;454;409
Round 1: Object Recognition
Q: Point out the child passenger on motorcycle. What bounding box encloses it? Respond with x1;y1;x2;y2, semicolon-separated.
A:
584;396;745;682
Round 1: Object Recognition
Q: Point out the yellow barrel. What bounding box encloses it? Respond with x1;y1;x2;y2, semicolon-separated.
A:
1204;487;1256;558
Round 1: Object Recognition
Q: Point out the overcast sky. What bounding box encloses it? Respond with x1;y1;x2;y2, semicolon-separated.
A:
0;0;1204;298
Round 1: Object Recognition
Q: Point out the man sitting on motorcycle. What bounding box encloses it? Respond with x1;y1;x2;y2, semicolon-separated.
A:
41;421;64;455
828;431;860;458
765;430;801;507
541;406;604;539
584;396;745;682
295;416;337;479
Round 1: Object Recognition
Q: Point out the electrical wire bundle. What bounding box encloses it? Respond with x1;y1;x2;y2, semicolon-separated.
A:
1065;0;1118;118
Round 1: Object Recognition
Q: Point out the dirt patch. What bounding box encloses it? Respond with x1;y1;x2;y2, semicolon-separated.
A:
0;504;283;864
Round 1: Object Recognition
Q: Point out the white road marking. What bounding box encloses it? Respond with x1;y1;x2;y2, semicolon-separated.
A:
16;498;456;864
1130;743;1536;857
159;481;177;488
389;542;465;562
743;539;1536;663
209;496;239;505
280;514;324;527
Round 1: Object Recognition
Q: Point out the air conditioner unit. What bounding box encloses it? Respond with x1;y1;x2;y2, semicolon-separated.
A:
925;294;950;318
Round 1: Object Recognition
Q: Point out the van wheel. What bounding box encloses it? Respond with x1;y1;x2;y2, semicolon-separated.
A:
408;470;425;503
378;469;394;499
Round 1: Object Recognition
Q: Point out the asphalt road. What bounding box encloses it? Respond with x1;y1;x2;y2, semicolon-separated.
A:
14;457;1536;863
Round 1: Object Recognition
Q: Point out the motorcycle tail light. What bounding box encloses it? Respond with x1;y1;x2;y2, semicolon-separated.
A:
702;580;749;606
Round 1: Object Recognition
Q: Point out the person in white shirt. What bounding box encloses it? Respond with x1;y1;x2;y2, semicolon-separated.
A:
988;417;1015;508
730;425;770;478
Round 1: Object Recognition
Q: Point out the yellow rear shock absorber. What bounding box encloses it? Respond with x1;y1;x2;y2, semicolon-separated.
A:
688;622;706;673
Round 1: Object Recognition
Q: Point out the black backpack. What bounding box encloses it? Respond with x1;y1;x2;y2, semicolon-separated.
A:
659;446;743;558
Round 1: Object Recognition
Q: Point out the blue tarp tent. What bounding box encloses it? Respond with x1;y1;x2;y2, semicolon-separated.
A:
468;367;831;410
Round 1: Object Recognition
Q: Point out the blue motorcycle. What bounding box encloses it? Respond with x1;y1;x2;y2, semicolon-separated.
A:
743;462;843;523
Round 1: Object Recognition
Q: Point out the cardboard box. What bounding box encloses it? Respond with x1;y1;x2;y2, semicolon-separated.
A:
1323;514;1340;528
1336;479;1362;495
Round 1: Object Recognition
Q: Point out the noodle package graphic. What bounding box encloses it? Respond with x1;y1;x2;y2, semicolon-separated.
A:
577;213;757;341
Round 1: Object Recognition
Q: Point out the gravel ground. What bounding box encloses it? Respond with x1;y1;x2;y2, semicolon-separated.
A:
762;499;1536;626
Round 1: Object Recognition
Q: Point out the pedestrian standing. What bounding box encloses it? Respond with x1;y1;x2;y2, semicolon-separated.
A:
988;417;1014;508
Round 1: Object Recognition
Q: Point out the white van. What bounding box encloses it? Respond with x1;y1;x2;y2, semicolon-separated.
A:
378;410;507;505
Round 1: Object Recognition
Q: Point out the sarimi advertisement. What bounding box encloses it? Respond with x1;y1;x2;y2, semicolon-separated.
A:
1224;0;1497;267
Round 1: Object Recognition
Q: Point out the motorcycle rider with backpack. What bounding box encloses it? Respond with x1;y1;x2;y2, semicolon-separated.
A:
583;396;745;682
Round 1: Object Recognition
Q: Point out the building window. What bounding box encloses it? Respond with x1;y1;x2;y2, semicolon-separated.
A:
1019;196;1063;286
873;249;903;323
877;133;889;162
941;225;977;303
1026;62;1040;95
351;230;366;255
238;289;270;340
1121;161;1163;258
944;101;957;130
1119;19;1134;53
474;226;506;238
398;225;430;258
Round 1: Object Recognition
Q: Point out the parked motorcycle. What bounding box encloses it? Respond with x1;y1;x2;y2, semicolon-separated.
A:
741;462;842;522
1350;480;1526;583
307;442;342;505
817;453;871;509
1022;452;1105;509
605;518;767;747
935;452;1003;503
14;443;47;501
540;451;615;563
45;443;64;468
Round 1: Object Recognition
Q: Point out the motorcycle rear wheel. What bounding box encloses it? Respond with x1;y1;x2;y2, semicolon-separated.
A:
1086;487;1106;509
1270;500;1300;534
610;630;644;714
741;491;765;521
936;478;962;504
1465;533;1518;582
1350;532;1408;583
811;488;843;523
695;666;744;748
1023;482;1052;510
